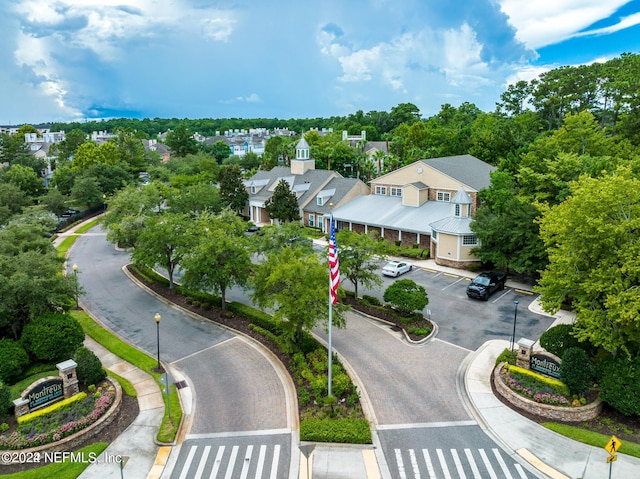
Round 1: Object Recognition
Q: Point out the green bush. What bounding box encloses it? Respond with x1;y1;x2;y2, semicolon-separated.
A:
495;348;517;366
506;364;570;397
539;324;582;358
21;312;85;363
598;355;640;416
300;418;371;444
560;347;594;395
0;381;12;416
361;294;381;306
74;346;106;386
0;339;30;384
383;279;429;316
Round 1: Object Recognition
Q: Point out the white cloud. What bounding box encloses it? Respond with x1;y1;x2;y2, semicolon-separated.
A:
575;11;640;37
498;0;630;49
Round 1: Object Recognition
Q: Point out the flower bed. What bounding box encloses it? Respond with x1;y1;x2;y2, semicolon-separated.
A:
0;380;119;451
494;363;602;422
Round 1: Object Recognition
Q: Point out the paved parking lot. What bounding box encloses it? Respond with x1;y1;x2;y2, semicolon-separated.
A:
356;264;554;351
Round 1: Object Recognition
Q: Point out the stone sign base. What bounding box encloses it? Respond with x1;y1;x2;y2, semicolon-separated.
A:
494;363;602;422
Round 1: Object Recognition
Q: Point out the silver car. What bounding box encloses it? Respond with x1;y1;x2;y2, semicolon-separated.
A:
382;261;412;277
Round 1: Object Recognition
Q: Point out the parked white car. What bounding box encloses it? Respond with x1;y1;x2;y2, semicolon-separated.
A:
382;261;412;277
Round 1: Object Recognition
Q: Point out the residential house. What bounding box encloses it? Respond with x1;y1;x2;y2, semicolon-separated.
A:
327;154;495;267
244;135;368;226
142;139;171;162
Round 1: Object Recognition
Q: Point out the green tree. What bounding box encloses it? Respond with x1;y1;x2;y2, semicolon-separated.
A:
52;129;87;162
251;247;345;346
265;179;300;223
251;222;314;255
71;176;103;208
181;211;251;309
0;183;30;225
43;188;70;218
21;312;85;362
0;339;30;384
167;182;222;216
132;213;192;289
112;128;146;172
218;165;248;215
165;125;198;157
536;168;640;357
383;279;428;317
336;230;384;297
208;140;231;163
4;164;43;197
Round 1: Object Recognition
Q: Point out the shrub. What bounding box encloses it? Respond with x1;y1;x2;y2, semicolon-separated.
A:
74;347;106;386
495;348;517;366
560;347;594;395
506;364;570;397
21;313;85;363
383;279;428;316
539;324;582;358
361;295;381;306
300;418;371;444
0;339;30;384
17;392;88;425
0;381;12;416
598;355;640;416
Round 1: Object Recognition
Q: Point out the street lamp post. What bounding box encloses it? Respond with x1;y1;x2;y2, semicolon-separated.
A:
72;263;79;308
511;300;519;351
154;312;163;372
102;194;106;212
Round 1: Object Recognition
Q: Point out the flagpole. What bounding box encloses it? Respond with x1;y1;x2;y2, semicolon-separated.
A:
328;205;333;397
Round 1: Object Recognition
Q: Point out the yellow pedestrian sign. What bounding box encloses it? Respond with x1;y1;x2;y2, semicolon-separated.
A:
605;435;622;455
607;455;617;463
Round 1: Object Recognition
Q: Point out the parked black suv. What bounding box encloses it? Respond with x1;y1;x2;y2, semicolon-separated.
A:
466;272;507;300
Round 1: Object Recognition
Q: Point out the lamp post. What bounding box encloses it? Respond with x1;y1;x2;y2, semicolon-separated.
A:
102;194;106;212
511;300;519;351
154;312;163;372
72;263;79;308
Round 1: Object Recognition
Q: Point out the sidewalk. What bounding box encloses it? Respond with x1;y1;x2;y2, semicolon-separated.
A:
464;340;640;479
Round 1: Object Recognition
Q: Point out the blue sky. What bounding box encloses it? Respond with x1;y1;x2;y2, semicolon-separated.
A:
0;0;638;125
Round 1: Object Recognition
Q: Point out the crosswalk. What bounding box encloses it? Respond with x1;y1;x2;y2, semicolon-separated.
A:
171;440;288;479
393;447;529;479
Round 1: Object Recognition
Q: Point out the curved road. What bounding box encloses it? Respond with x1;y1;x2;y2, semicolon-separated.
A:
69;227;296;477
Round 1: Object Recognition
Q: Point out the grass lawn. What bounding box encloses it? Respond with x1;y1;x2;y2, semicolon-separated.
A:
74;219;101;234
543;422;640;458
0;443;108;478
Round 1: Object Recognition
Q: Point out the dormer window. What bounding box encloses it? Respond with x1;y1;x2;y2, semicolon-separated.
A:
317;196;324;206
251;186;256;194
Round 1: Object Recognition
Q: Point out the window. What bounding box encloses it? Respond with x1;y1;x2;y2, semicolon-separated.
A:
317;196;324;206
462;235;478;246
375;186;387;195
390;187;402;197
308;214;315;227
432;230;438;240
455;204;461;217
251;186;256;194
436;191;450;202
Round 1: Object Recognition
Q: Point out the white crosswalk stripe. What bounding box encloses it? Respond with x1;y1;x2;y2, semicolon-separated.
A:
389;448;529;479
172;442;284;479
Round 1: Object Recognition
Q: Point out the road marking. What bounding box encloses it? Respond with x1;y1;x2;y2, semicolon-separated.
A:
479;449;498;479
256;445;267;478
442;276;466;290
451;449;467;479
409;449;421;478
239;445;253;479
493;448;513;479
270;444;280;479
224;445;239;479
377;420;477;430
464;448;482;479
187;428;290;439
514;463;528;479
443;273;459;278
211;445;225;478
179;446;197;479
422;450;436;479
422;268;438;273
394;449;407;479
492;289;512;303
194;445;210;479
436;449;452;479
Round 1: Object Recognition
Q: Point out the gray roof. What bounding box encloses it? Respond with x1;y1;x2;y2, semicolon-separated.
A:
306;177;367;214
331;195;451;235
421;155;495;191
247;166;338;206
429;216;474;235
451;188;472;204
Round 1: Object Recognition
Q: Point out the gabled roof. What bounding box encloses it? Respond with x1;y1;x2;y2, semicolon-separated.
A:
332;195;451;235
305;177;368;214
421;155;495;191
429;216;474;235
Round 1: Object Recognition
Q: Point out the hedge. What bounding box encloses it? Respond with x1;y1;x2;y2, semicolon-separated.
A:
18;392;87;424
505;364;570;397
300;418;371;444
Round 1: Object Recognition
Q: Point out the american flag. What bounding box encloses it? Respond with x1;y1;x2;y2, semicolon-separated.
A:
329;214;340;304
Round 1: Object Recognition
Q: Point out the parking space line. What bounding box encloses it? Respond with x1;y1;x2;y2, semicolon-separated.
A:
442;277;466;290
422;268;438;274
443;273;459;278
514;289;534;295
492;290;512;303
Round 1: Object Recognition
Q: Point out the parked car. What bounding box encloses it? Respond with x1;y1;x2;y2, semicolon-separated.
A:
382;261;412;277
466;272;507;300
